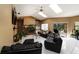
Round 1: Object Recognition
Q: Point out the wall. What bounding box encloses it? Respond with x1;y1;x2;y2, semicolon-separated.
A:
24;16;36;25
0;4;13;46
23;16;79;37
42;16;79;37
23;16;41;29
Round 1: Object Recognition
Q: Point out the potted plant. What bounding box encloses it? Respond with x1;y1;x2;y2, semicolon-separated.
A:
71;30;79;39
13;30;26;42
26;25;36;35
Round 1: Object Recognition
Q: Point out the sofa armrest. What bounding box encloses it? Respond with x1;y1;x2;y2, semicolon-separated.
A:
1;46;11;54
53;38;62;45
34;42;42;48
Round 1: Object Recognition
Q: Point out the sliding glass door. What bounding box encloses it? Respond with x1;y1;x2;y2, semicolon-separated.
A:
53;23;67;37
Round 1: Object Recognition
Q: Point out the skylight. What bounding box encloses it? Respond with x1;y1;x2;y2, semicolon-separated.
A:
49;4;62;14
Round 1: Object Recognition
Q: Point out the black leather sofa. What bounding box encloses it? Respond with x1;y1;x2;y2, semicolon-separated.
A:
1;39;42;54
44;38;62;53
38;32;48;38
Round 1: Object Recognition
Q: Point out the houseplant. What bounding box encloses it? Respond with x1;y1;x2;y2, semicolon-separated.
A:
13;29;26;42
26;25;36;35
71;30;79;39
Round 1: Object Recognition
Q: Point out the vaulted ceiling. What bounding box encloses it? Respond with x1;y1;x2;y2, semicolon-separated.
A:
14;4;79;20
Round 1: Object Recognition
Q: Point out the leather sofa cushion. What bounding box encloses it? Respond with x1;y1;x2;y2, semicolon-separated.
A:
53;38;61;42
25;44;35;49
11;43;26;51
23;39;34;45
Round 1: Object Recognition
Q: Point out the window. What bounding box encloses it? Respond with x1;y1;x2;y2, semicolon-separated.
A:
75;22;79;30
53;23;67;37
41;24;48;31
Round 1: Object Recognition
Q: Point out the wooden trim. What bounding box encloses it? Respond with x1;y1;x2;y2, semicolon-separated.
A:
17;15;79;21
41;15;79;21
20;16;40;21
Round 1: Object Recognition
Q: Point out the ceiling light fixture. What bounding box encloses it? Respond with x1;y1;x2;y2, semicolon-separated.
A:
49;4;62;14
38;6;47;17
38;12;47;17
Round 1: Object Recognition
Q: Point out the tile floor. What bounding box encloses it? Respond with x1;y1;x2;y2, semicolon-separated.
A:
21;35;79;54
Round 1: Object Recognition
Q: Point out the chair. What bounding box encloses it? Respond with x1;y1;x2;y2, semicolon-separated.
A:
44;38;63;53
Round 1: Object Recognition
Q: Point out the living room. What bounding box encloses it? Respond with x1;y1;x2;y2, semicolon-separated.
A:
1;4;79;54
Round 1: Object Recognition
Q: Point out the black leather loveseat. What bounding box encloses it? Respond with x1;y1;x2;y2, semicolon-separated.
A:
44;38;62;53
1;39;42;54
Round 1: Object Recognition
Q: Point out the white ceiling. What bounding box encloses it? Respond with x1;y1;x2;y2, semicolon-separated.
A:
14;4;79;20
